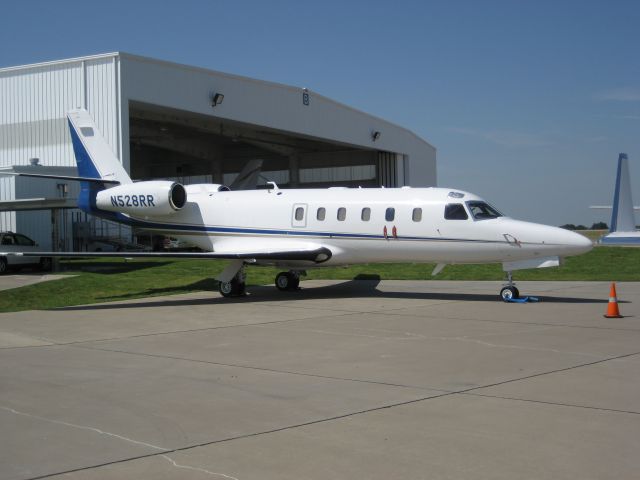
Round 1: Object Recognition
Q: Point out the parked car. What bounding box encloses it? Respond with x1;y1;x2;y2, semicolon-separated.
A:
87;239;151;252
162;236;198;251
0;232;52;274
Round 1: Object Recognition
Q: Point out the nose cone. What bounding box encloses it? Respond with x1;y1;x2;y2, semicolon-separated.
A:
552;227;593;256
502;219;593;257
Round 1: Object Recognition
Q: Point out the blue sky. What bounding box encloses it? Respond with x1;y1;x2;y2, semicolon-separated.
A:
1;0;639;225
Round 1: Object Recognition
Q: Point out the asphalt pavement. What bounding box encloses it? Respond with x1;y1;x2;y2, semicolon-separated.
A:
1;279;638;479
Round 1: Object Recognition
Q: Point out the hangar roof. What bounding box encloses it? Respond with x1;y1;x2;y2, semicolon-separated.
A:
0;52;433;150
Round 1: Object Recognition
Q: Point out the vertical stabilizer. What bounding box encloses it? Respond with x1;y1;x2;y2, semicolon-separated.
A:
610;153;635;233
67;109;132;185
229;159;263;190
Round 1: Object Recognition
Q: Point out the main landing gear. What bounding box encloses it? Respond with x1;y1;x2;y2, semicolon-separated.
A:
499;271;520;302
218;268;305;297
219;267;246;298
275;270;303;291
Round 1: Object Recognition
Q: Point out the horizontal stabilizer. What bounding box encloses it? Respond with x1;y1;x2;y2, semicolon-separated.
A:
0;171;120;184
0;198;78;212
589;205;640;210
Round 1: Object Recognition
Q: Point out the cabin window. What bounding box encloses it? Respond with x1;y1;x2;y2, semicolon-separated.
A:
295;207;305;221
444;203;468;220
361;207;371;221
337;207;346;221
466;201;502;220
385;207;395;222
316;207;326;221
412;208;422;222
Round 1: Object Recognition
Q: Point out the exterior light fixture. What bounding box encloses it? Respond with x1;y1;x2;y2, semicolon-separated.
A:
371;130;381;141
211;93;224;107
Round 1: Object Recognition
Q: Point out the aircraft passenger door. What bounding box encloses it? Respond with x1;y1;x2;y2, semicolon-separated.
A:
292;204;308;228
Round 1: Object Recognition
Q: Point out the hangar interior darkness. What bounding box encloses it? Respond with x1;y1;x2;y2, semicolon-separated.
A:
129;102;398;189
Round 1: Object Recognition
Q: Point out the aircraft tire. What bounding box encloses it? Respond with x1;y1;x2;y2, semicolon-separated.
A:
275;272;290;291
219;280;245;297
276;272;300;291
500;286;519;302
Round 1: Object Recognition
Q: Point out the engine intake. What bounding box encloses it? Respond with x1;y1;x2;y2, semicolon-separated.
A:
96;181;187;216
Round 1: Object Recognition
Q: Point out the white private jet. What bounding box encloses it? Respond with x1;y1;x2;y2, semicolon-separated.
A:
2;109;593;301
590;153;640;245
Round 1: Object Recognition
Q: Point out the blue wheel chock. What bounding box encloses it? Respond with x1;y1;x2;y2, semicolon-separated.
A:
506;296;539;303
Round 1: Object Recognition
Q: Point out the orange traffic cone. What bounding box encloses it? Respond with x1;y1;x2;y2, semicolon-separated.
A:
604;282;623;318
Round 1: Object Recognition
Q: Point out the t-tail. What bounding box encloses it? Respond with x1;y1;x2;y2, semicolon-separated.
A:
68;109;187;219
67;109;131;184
610;153;635;233
67;109;132;215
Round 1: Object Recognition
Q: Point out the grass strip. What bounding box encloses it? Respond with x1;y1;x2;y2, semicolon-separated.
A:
0;247;638;312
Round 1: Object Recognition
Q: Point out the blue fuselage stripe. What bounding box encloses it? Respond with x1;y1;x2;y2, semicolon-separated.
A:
117;216;503;244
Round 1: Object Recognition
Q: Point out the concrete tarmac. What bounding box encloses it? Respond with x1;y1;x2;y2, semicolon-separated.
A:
0;280;638;479
0;273;68;292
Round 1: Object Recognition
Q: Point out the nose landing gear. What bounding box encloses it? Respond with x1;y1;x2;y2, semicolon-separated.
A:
499;271;520;302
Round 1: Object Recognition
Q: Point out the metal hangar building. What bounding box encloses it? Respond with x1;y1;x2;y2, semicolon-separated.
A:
0;52;436;250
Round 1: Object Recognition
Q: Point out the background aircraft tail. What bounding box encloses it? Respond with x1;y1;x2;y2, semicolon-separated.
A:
67;109;132;185
229;159;263;190
610;153;636;233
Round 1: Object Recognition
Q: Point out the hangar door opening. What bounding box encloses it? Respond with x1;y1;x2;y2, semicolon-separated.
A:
128;103;402;189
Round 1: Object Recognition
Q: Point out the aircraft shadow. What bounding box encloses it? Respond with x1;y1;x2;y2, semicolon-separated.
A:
55;278;609;311
59;261;172;275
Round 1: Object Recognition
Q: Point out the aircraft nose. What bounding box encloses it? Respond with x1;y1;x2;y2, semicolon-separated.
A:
556;228;593;256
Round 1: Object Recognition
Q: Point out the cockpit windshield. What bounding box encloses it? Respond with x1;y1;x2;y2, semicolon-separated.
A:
466;201;503;220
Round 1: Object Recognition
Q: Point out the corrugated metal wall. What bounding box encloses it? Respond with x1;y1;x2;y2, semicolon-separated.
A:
378;151;398;187
0;54;124;246
0;176;16;232
13;176;79;250
0;54;120;168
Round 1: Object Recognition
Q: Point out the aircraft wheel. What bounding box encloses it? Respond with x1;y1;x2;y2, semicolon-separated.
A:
275;272;290;291
500;286;519;302
219;279;245;297
276;272;300;291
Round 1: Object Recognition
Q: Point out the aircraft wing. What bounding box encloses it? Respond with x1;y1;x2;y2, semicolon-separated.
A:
0;246;332;263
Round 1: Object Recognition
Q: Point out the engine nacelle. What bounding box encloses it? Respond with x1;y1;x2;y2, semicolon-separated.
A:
96;181;187;216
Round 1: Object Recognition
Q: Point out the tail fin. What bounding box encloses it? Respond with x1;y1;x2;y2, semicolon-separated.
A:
610;153;636;233
229;159;263;190
67;109;131;185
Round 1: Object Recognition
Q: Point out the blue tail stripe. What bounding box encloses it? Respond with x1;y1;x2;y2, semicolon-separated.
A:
68;118;108;215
